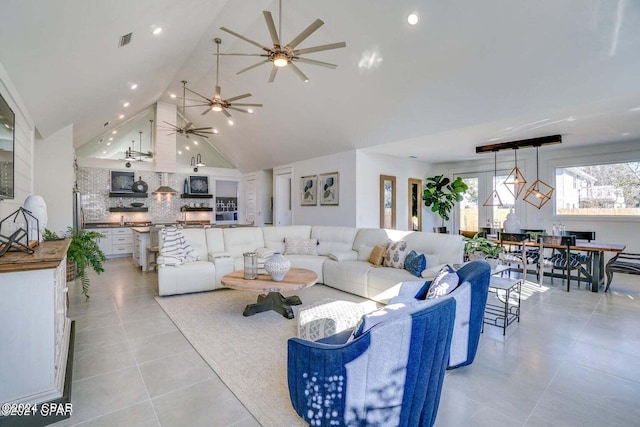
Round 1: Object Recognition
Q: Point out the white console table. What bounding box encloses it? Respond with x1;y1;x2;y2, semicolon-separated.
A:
0;239;73;423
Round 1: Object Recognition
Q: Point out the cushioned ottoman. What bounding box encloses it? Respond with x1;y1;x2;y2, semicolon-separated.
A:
297;299;377;341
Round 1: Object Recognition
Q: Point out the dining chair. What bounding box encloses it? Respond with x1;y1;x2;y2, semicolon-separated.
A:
497;232;536;281
556;231;596;287
538;235;581;291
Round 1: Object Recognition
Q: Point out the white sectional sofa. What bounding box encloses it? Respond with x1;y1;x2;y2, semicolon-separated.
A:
157;225;464;302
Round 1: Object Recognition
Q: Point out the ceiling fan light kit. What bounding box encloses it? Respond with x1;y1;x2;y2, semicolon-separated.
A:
219;0;346;82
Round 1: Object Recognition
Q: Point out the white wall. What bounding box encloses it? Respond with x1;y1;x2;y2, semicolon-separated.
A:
34;124;74;232
0;61;35;221
356;151;432;230
289;150;358;226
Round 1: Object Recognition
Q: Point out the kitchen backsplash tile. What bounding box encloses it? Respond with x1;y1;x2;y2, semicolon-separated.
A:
78;168;213;224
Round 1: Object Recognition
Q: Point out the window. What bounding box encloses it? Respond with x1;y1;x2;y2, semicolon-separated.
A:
459;177;478;232
555;161;640;216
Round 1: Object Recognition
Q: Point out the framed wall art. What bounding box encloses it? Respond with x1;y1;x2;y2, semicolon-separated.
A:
189;175;209;194
110;170;135;193
301;175;317;206
319;172;339;205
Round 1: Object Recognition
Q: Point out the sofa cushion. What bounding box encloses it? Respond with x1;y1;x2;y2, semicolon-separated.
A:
404;250;426;277
204;228;225;253
311;226;359;256
352;228;411;261
284;238;318;255
426;265;459;299
262;226;312;253
383;240;409;268
222;227;266;258
322;260;372;297
403;231;464;266
368;244;386;266
366;266;418;303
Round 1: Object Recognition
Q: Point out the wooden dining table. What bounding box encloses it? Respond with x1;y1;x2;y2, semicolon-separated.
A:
490;237;626;293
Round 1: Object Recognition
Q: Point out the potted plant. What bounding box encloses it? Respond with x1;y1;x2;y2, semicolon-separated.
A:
422;175;468;233
463;233;503;268
44;227;106;299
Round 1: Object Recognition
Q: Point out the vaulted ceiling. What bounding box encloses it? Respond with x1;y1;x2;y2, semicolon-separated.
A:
1;0;639;173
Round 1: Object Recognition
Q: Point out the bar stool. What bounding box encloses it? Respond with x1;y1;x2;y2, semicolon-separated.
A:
146;226;162;271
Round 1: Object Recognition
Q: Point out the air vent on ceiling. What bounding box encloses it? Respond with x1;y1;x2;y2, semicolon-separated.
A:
119;32;133;48
103;121;110;127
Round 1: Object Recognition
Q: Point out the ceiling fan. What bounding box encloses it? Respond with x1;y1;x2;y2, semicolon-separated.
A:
160;81;216;138
219;0;346;82
183;38;262;118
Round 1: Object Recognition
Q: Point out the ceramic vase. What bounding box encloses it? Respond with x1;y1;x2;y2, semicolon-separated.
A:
264;253;291;282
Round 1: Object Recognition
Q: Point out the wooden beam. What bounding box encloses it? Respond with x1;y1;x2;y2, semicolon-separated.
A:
476;134;562;153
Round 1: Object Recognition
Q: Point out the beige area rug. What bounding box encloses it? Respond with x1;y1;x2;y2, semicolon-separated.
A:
155;285;374;426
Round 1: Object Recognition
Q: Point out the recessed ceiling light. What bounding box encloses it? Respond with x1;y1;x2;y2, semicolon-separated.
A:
109;137;114;141
630;106;640;112
178;150;182;155
118;114;125;119
169;93;176;98
123;102;130;108
407;13;419;25
103;151;107;154
193;141;198;145
622;132;631;136
213;129;219;134
152;27;162;35
248;109;254;114
228;119;234;126
130;83;138;90
4;123;10;129
566;116;576;122
112;130;117;135
185;146;190;150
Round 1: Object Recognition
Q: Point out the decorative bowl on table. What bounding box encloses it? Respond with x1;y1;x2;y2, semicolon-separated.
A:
130;202;144;208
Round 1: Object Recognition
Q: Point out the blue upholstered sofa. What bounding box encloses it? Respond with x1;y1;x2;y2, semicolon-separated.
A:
287;261;491;426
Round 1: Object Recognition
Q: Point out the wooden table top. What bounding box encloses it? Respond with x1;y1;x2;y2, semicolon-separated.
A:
0;239;71;273
221;268;318;293
490;238;626;253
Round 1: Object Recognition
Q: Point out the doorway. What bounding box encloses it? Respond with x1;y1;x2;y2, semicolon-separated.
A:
274;170;292;226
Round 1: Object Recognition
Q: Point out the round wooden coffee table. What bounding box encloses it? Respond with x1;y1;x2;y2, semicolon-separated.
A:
221;268;318;319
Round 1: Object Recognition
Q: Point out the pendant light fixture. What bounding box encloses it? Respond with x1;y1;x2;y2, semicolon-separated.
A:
191;154;205;172
523;145;554;209
483;151;503;207
504;148;526;199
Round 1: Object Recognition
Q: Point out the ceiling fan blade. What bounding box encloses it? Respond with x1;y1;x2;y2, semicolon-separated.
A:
184;86;213;103
227;107;252;114
161;121;179;130
286;19;324;50
295;57;338;69
220;27;272;52
184;103;211;108
236;59;271;75
201;108;212;116
191;133;212;139
215;85;221;100
231;103;263;107
225;93;252;103
294;42;346;55
263;11;280;46
268;65;278;83
215;53;269;57
189;127;214;131
184;122;193;131
289;63;310;82
222;108;232;118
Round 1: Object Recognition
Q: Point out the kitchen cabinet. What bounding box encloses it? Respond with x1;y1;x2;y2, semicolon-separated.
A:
87;227;133;257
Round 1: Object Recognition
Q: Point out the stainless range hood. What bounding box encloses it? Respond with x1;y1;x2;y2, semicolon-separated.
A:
152;173;178;195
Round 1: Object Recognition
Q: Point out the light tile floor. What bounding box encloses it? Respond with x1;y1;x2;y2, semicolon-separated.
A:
54;258;640;427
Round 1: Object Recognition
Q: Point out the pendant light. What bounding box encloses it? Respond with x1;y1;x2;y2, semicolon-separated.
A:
191;154;205;172
523;146;554;209
483;151;503;207
504;148;526;199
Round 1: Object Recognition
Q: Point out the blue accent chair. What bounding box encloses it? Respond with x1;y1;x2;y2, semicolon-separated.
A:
288;297;456;427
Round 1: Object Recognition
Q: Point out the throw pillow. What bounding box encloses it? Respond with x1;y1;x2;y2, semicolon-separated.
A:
426;265;459;299
284;238;318;255
349;301;418;341
383;240;409;268
404;250;427;277
368;244;387;266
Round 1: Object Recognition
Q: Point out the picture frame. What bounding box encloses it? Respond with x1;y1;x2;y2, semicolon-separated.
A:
189;175;209;194
319;172;339;205
300;175;317;206
110;170;135;192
